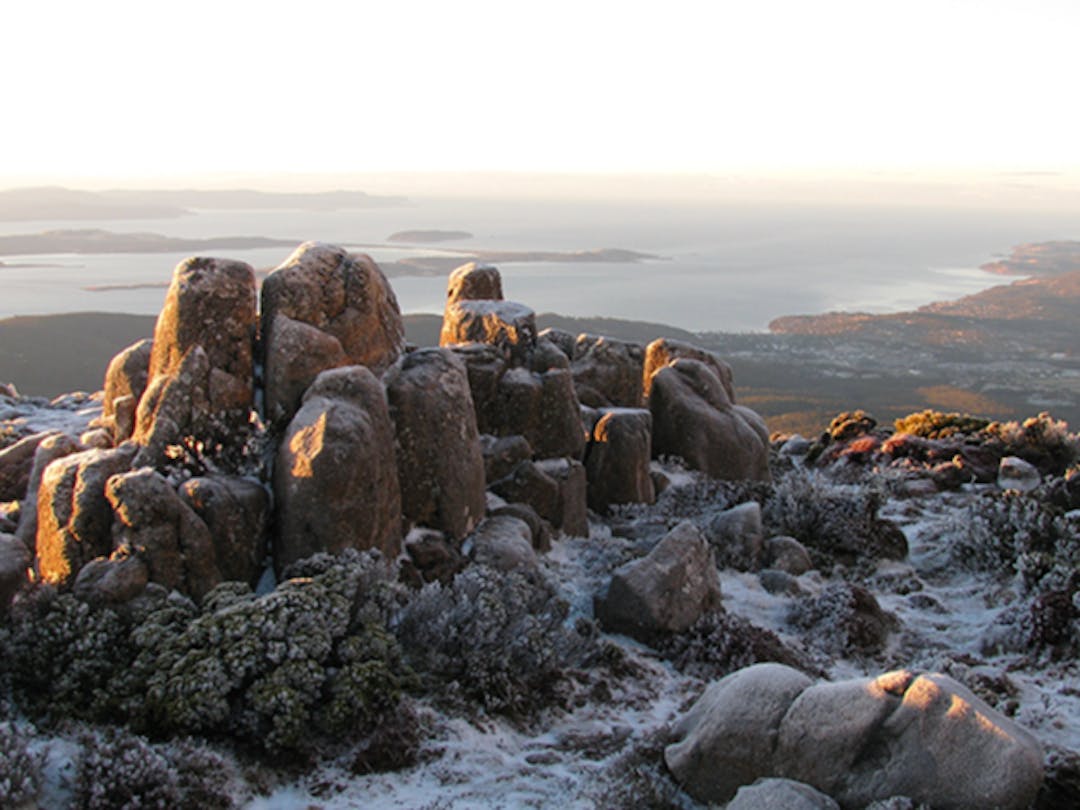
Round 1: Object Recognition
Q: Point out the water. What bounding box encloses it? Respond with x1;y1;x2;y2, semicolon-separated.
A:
1;196;1076;331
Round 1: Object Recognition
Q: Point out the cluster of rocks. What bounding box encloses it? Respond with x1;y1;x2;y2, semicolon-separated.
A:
665;662;1045;808
0;244;772;610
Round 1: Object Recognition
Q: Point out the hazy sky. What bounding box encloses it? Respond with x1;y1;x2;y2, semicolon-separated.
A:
3;0;1078;185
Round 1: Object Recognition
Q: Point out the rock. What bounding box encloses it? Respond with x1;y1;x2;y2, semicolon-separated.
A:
999;455;1041;492
0;382;17;399
727;778;839;810
531;369;587;460
664;663;814;804
72;547;150;606
450;343;506;434
649;359;770;481
440;300;537;365
571;334;644;407
35;445;137;588
262;312;348;428
403;528;466;585
759;569;802;595
273;366;401;575
763;535;813;576
101;338;153;441
107;468;221;602
595;520;722;642
535;458;588;537
480;434;533;484
585;408;655;514
468;515;537;572
490;460;561;531
537;327;576;358
178;475;269;587
780;435;812;457
931;458;970;490
643;338;735;403
384;348;486;541
131;345;213;468
703;501;764;570
490;502;552;552
0;430;56;502
261;241;405;375
445;261;503;305
145;256;256;424
14;433;82;549
775;670;1044;809
0;532;32;611
530;336;571;373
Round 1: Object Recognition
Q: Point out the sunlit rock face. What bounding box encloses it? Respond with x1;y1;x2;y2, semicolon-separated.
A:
384;348;486;542
261;242;405;428
440;300;538;365
273;366;401;575
131;257;257;468
666;664;1045;809
649;358;770;481
35;445;138;588
444;261;504;306
643;337;735;402
101;338;153;442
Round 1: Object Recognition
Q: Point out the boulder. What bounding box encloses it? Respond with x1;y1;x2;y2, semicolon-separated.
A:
479;434;533;484
261;242;405;375
101;338;153;441
440;300;537;365
595;520;722;642
649;359;770;481
489;502;552;552
530;336;571;373
527;368;586;460
537;327;576;359
727;778;839;810
14;432;81;549
178;475;269;587
703;501;764;570
0;532;31;612
535;458;588;537
490;461;561;531
643;338;735;402
664;663;814;803
402;529;466;585
445;261;504;305
763;535;813;576
72;547;150;606
0;430;57;502
146;256;256;422
999;455;1041;492
384;348;486;541
261;312;348;428
107;468;221;601
131;345;213;468
571;334;645;407
468;515;537;572
273;366;402;575
35;445;137;588
584;408;655;513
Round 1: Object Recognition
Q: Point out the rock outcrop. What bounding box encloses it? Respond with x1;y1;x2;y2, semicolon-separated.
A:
584;408;655;513
178;475;269;587
273;366;402;574
570;334;644;408
101;338;153;441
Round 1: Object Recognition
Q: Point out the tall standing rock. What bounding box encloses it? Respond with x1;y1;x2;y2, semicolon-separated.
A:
178;475;269;587
644;338;736;403
273;366;401;574
445;261;504;305
133;257;257;466
571;334;645;408
261;242;405;427
585;408;655;513
440;300;538;365
650;359;770;481
384;349;486;541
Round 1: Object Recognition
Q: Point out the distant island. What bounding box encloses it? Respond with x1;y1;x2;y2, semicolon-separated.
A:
379;247;661;276
0;186;407;222
0;229;299;255
387;229;473;243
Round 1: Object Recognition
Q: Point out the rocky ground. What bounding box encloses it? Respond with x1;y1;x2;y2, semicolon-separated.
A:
0;248;1078;809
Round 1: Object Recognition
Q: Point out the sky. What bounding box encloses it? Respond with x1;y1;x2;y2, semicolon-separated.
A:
2;0;1078;186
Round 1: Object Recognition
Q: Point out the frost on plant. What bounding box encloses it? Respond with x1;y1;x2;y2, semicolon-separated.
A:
0;722;43;808
395;565;601;717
